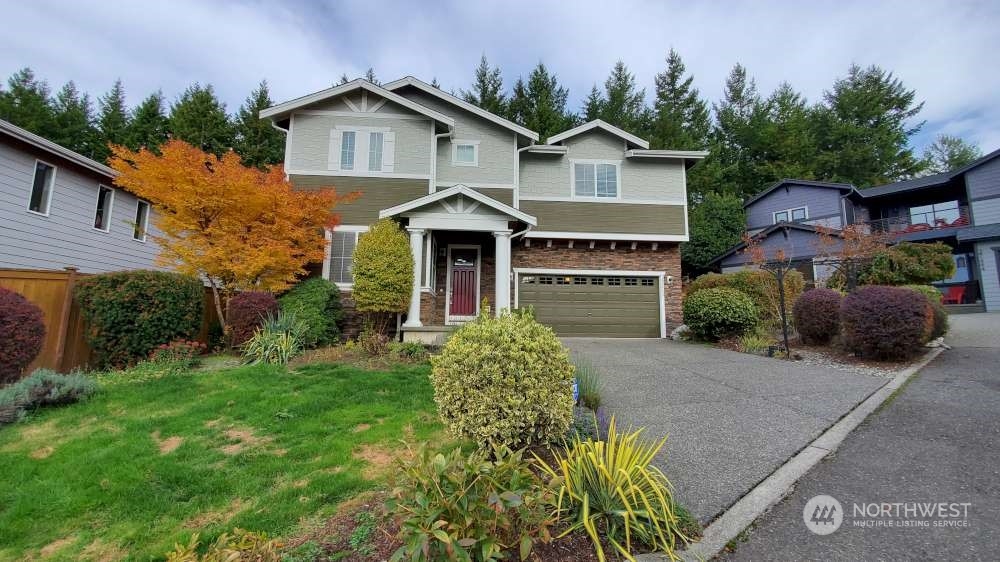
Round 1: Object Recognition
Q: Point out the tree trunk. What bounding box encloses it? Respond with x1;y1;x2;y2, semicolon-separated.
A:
208;278;229;342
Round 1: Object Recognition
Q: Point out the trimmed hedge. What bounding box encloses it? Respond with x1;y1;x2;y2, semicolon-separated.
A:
227;292;279;347
352;219;413;314
905;285;948;340
683;287;758;341
430;309;575;448
841;286;931;360
75;271;203;368
278;277;343;348
687;269;803;328
0;287;46;384
793;288;843;344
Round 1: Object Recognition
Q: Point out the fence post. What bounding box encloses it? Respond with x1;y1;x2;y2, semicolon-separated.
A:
54;266;79;372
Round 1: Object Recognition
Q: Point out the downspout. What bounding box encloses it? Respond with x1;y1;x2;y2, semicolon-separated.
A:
270;120;291;180
515;144;534;209
430;127;454;193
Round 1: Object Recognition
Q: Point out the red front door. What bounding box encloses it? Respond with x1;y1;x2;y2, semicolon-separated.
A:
449;248;478;318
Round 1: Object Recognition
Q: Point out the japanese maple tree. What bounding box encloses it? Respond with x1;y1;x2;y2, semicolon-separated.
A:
109;140;346;335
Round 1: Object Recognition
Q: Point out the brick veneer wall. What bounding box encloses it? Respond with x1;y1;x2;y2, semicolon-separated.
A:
510;240;683;328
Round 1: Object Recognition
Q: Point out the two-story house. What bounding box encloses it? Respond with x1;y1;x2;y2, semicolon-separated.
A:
709;148;1000;312
0;119;161;274
262;77;704;341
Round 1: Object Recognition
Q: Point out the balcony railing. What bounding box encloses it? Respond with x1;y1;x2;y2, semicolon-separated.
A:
864;206;970;236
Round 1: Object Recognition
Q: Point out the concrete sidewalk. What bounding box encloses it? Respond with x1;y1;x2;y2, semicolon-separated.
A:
564;338;887;523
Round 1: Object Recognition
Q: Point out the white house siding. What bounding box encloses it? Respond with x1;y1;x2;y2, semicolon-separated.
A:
287;111;430;175
0;140;164;274
975;241;1000;312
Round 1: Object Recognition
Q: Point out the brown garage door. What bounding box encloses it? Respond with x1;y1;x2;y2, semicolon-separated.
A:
517;273;661;337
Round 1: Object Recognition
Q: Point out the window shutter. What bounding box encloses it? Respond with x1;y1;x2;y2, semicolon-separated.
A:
328;130;341;171
382;131;395;172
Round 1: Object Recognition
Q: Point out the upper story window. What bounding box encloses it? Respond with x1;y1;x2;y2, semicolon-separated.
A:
94;185;115;232
452;140;479;167
134;200;150;241
330;127;394;173
572;161;619;199
340;131;356;170
28;160;56;215
909;200;960;226
368;132;384;171
773;206;807;224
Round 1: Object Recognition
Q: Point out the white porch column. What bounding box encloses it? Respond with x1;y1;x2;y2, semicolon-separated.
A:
493;230;512;314
403;227;425;328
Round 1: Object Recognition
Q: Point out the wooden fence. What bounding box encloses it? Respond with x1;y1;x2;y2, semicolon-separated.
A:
0;268;220;373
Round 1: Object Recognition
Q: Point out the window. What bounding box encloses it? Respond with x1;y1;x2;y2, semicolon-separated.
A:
133;200;150;241
773;206;807;224
94;186;114;231
452;141;479;166
340;131;356;170
327;228;365;285
909;201;959;226
573;162;618;198
641;278;655;286
573;276;587;285
368;132;384;171
625;278;638;286
28;160;55;215
607;277;622;286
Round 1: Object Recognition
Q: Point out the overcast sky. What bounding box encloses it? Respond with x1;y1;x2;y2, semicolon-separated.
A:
2;0;998;151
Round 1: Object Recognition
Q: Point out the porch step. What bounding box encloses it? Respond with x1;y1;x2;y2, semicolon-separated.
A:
401;325;456;346
944;303;986;314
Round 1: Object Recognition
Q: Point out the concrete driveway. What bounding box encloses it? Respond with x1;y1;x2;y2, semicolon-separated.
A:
564;338;887;523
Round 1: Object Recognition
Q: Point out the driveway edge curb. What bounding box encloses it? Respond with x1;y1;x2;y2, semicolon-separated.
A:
636;346;945;562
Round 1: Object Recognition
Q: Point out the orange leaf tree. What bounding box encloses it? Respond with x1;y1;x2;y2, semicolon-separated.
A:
109;140;345;335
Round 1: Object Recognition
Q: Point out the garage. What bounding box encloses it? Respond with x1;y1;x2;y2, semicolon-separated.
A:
516;271;663;337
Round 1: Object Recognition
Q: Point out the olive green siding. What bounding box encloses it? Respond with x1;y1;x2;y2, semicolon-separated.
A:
288;111;430;175
519;200;686;235
289;174;427;225
517;274;660;337
470;187;514;206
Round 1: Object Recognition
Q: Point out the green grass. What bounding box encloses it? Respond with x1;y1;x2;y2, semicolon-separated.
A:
0;361;442;561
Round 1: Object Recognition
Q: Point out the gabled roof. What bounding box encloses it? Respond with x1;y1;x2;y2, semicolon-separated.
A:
0;119;116;179
383;76;539;141
706;222;838;267
861;147;1000;198
742;179;856;208
378;184;537;225
545;119;649;149
260;79;455;126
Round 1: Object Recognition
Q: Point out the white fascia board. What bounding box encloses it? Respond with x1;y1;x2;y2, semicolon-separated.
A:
378;184;537;225
545;119;649;149
625;149;709;160
1;119;116;178
524;231;688;242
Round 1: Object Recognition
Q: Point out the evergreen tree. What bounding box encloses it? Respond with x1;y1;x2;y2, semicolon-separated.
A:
460;55;506;116
95;79;129;161
582;85;604;121
650;49;710;150
169;84;233;156
681;192;745;274
124;91;169;152
51;81;97;157
233;80;284;168
921;134;982;174
505;63;576;140
0;68;56;137
813;64;925;186
755;82;818;184
430;77;441;89
338;73;350;85
708;63;766;197
595;61;648;134
364;67;379;85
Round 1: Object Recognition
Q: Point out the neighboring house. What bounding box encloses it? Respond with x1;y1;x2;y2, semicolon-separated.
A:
0;119;161;274
262;77;704;340
710;148;1000;312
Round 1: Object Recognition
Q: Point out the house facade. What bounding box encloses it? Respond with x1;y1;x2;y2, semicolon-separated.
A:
0;119;161;274
711;149;1000;312
262;78;704;340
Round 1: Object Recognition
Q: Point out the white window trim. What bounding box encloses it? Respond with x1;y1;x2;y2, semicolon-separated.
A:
332;125;392;174
133;199;151;242
26;158;57;217
773;205;808;224
570;159;622;201
324;225;370;289
339;130;357;171
93;185;115;233
368;131;384;172
451;139;480;167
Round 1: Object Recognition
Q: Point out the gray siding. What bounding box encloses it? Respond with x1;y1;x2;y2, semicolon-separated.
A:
746;184;844;230
0;140;164;274
965;156;1000;202
971;197;1000;225
719;227;827;268
976;242;1000;312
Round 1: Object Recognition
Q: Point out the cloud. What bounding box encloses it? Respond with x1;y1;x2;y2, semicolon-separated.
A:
2;0;998;151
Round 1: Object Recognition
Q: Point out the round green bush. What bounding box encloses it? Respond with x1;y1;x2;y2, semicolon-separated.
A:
687;269;803;329
841;286;930;360
430;309;575;448
793;288;843;344
74;271;203;368
278;278;343;348
0;287;46;384
352;219;413;314
682;287;758;341
227;291;278;347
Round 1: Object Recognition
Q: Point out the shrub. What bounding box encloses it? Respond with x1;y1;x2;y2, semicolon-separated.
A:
430;309;575;448
227;291;279;347
737;330;774;354
905;285;949;339
388;445;552;562
387;341;428;360
861;242;956;286
74;270;203;368
165;529;283;561
358;319;390;356
149;339;207;369
683;287;758;341
574;360;603;410
278;277;344;348
0;287;46;384
841;286;931;360
352;219;413;332
793;288;843;345
687;269;803;329
242;311;307;365
684;272;730;295
0;369;97;425
534;417;689;560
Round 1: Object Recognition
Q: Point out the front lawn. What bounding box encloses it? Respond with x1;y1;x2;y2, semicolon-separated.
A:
0;362;441;561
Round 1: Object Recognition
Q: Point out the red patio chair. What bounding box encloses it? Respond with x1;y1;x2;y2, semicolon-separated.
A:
942;286;965;305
